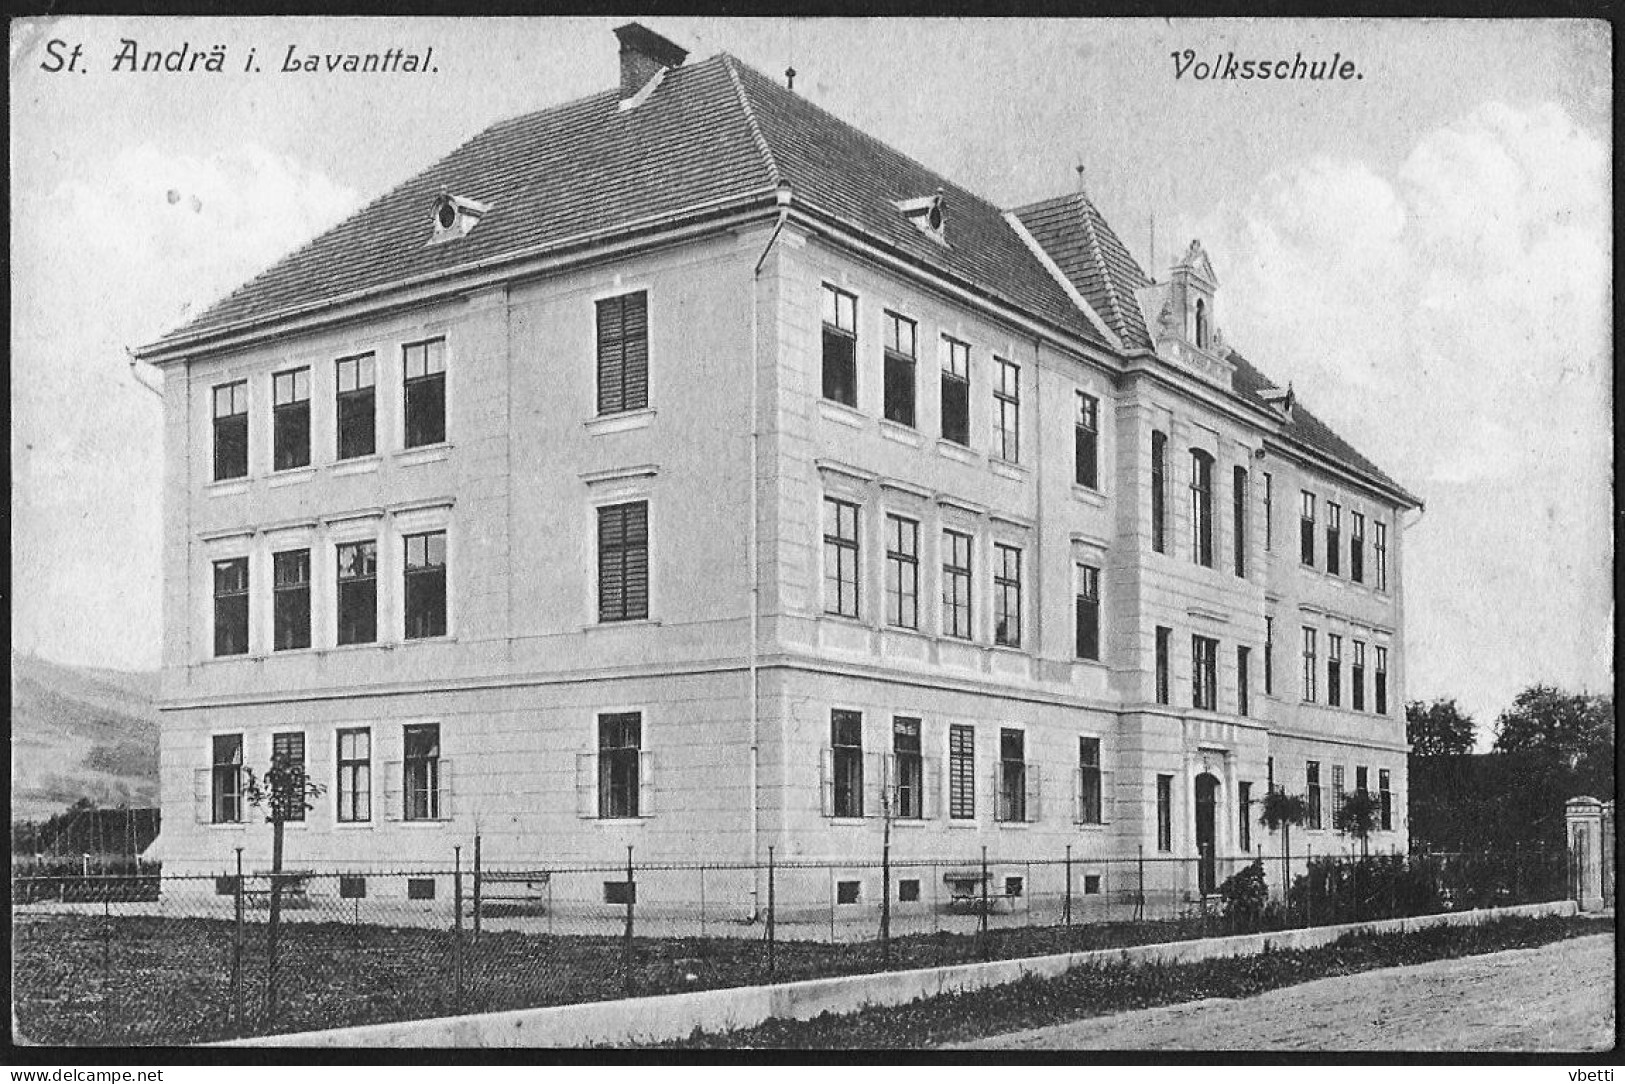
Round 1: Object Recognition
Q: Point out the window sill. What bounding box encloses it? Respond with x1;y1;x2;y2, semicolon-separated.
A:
994;821;1032;830
332;455;382;477
816;399;866;429
397;442;452;467
935;439;978;466
1071;484;1106;508
592;817;651;825
585;408;656;436
582;618;663;632
396;819;451;829
990;642;1027;657
988;457;1028;482
206;478;251;498
827;817;869;826
878;419;922;447
1072;822;1109;831
205;822;247;830
946;820;980;829
333;821;375;831
268;465;317;488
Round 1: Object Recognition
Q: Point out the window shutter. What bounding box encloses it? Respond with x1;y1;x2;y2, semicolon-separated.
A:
1027;764;1042;823
383;760;402;822
924;756;941;819
1100;769;1116;825
596;298;622;415
625;503;648;620
576;752;597;818
820;747;835;817
638;750;654;817
881;753;896;817
437;758;453;821
622;292;648;412
864;750;883;818
194;768;212;824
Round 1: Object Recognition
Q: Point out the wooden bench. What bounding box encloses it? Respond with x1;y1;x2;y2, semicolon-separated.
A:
476;870;551;915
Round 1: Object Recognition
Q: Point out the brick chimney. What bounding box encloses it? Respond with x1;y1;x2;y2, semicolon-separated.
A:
614;23;688;101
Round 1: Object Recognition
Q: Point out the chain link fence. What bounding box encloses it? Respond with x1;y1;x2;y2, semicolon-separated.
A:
11;842;1571;1046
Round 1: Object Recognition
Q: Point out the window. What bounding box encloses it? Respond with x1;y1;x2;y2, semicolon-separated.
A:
603;880;636;905
1075;564;1101;661
1352;640;1367;712
1326;502;1342;576
1004;876;1025;898
1189;450;1214;567
336;540;378;646
402;338;447;448
1084;874;1101;895
408;878;436;901
1239;782;1252;852
598;502;649;623
339;876;367;899
1155;626;1172;705
882;312;917;427
272;367;311;471
211;734;243;823
272;550;311;652
1300;491;1316;566
823;497;860;619
1264;616;1275;695
1268;756;1275;793
1151;431;1167;554
891;716;923;819
1075;392;1099;489
997;728;1027;823
1194;297;1209;348
1233;466;1248;577
1375;646;1390;714
596;291;649;415
1301;627;1320;702
1263;472;1274;551
836;881;861;905
1374;521;1389;590
336;728;371;823
830;710;864;818
1333;764;1346;814
271;731;306;821
1379;768;1393;830
1237;645;1251;717
940;337;970;445
598;712;642;819
821;285;857;407
1191;635;1218;710
1156;774;1173;851
1356;766;1369;797
1078;737;1102;825
1327;634;1343;708
213;558;249;657
335;353;376;460
898;878;921;903
404;723;442;821
1306;761;1323;829
993;543;1022;647
993;358;1020;463
215;876;240;896
212;380;248;481
1350;512;1366;583
949;724;975;820
884;515;919;630
942;529;973;639
404;531;448;639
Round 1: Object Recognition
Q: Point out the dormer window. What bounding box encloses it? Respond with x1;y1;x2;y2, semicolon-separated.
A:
1194;298;1209;349
428;192;491;244
894;192;947;243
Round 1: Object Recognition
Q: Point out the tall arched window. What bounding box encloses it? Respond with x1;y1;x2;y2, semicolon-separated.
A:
1194;298;1209;349
1190;449;1214;567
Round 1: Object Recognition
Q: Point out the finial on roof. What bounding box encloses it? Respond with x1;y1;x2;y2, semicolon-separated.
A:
1075;163;1087;195
785;65;796;91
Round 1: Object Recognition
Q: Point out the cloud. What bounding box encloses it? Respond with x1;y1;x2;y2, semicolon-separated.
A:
12;143;359;669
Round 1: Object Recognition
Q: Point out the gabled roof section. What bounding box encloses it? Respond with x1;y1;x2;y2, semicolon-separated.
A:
1012;192;1153;350
153;56;776;345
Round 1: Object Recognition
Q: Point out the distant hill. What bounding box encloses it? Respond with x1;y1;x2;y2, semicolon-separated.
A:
10;653;160;821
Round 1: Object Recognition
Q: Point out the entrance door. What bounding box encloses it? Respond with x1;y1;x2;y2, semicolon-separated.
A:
1195;773;1219;895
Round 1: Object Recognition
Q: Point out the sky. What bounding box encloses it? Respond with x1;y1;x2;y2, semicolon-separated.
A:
9;17;1612;744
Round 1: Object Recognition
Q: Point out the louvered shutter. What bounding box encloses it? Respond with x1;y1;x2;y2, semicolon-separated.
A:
576;752;597;818
820;748;835;817
1100;769;1116;825
621;292;648;411
863;750;883;819
194;768;212;824
638;750;654;817
598;506;624;622
624;503;648;620
1073;767;1085;824
596;297;623;415
924;756;941;820
437;759;453;821
383;760;402;821
1027;764;1042;823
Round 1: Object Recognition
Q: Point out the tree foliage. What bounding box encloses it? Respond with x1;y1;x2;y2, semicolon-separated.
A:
1406;697;1477;757
1334;790;1384;856
1492;685;1614;779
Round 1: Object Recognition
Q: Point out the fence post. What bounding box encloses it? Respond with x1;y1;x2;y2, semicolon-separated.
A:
233;848;244;1036
1064;845;1073;928
699;866;707;940
1305;844;1314;928
102;893;113;1041
623;845;636;997
828;866;836;942
766;846;776;979
453;846;464;1005
1136;844;1146;922
880;821;892;967
978;846;989;960
472;833;482;944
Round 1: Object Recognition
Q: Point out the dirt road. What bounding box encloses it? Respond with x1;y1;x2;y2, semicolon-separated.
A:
959;930;1615;1052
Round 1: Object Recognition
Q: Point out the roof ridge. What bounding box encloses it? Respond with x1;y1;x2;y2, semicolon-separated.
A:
720;53;782;189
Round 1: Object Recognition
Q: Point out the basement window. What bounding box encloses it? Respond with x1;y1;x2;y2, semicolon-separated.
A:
898;879;921;903
603;880;636;906
339;875;367;899
407;878;436;901
836;880;861;905
1084;874;1101;895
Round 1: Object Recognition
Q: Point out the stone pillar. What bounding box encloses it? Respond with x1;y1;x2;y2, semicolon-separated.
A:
1565;796;1605;912
1602;800;1615;910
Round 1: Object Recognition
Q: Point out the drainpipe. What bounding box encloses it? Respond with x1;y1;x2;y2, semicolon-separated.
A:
748;183;793;918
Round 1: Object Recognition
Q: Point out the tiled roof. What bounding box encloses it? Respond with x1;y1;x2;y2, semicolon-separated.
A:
154;53;1105;350
1012;192;1152;349
1014;193;1413;504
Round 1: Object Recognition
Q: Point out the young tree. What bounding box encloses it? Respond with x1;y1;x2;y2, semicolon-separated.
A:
1334;789;1383;859
242;749;324;1022
1258;789;1310;900
1406;698;1477;757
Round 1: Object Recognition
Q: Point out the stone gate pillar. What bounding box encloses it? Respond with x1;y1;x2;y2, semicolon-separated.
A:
1565;795;1605;911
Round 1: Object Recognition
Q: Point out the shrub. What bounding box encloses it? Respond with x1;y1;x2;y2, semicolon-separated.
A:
1218;860;1270;932
1289;855;1443;925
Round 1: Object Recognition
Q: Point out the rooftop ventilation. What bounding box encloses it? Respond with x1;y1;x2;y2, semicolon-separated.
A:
614;23;688;108
1259;383;1296;420
428;191;491;245
895;190;947;244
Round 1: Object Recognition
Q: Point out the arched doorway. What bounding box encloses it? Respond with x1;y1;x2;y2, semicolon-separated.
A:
1195;772;1219;896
